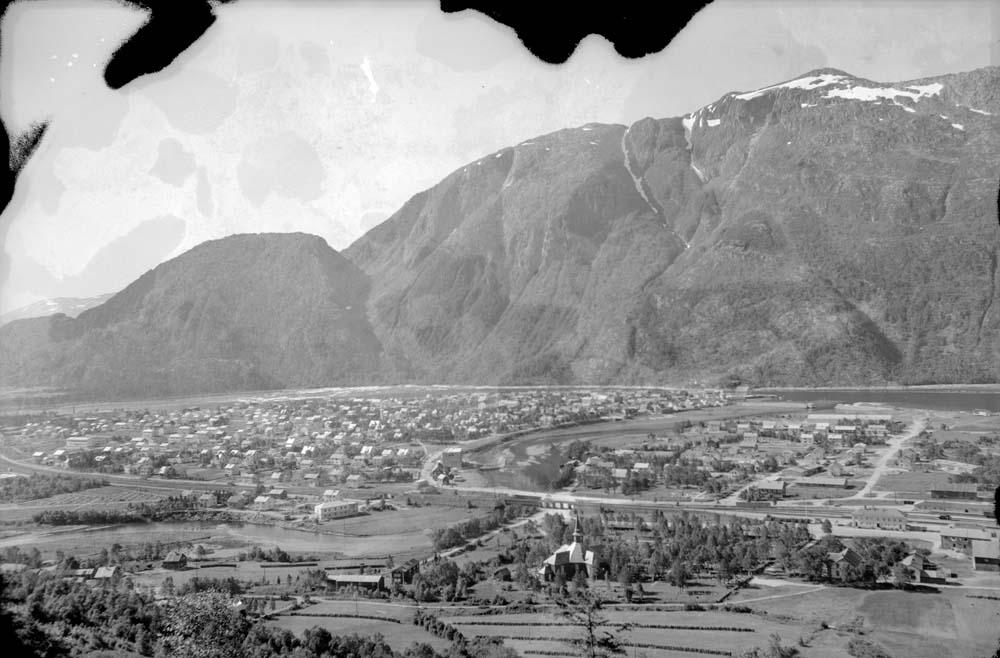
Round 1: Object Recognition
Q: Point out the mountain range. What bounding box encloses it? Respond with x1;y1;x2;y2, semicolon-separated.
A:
0;294;113;327
2;66;999;398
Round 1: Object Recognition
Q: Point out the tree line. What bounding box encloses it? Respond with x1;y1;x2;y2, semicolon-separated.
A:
0;473;107;503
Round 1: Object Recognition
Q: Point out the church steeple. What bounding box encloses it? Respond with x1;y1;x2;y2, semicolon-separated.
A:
572;511;583;543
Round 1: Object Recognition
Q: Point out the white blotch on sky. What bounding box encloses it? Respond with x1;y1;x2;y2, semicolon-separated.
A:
360;56;379;103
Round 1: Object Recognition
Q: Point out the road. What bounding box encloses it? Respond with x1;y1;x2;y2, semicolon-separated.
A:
848;412;928;499
715;415;929;507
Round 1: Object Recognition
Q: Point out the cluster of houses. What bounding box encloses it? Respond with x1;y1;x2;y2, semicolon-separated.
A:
564;412;899;497
0;562;122;582
5;389;732;486
823;546;942;583
847;506;999;572
170;486;367;522
714;413;901;448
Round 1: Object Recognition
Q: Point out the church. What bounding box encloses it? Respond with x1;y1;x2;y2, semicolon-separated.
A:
538;516;594;582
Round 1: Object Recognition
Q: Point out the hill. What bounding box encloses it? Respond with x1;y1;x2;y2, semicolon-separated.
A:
0;233;382;398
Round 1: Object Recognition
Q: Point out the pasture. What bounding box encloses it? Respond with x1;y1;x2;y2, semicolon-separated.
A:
441;608;808;658
730;585;1000;658
875;469;954;494
271;600;451;654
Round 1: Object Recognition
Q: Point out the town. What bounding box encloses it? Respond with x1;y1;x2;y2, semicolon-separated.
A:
1;386;999;658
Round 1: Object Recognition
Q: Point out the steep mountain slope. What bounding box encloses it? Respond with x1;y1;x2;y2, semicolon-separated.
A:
0;233;382;398
347;66;1000;386
3;67;998;396
345;124;687;384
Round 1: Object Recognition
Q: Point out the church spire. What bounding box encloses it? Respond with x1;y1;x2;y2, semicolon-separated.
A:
572;510;583;543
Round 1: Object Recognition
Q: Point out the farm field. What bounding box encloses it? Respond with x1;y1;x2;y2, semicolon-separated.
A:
0;485;168;522
859;589;999;658
129;560;327;589
875;469;954;494
928;410;1000;434
729;584;1000;658
271;601;451;654
441;608;808;658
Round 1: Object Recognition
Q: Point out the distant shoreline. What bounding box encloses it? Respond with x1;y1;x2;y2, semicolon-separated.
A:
754;383;1000;392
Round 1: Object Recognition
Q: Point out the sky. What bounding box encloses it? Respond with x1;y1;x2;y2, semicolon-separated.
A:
0;0;996;312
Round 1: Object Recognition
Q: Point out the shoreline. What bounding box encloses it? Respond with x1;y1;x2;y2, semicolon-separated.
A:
755;384;1000;392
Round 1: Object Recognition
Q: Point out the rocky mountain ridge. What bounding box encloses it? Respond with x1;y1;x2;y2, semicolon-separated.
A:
2;66;998;397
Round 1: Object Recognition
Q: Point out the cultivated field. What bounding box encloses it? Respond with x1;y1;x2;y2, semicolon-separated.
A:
875;469;954;494
0;485;168;522
729;585;1000;658
271;600;451;654
440;608;808;658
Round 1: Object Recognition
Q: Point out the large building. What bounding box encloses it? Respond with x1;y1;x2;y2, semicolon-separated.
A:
973;542;1000;572
326;574;385;592
390;559;420;585
796;476;849;489
852;506;908;531
940;525;997;555
314;500;359;522
826;548;863;582
539;518;593;582
930;483;979;500
752;481;787;500
442;447;463;469
65;436;99;450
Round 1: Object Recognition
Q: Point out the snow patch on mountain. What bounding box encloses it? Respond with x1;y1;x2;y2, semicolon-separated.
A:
969;107;993;116
734;73;846;101
620;128;658;216
952;123;964;131
706;119;721;127
824;82;942;103
682;114;696;149
690;161;705;182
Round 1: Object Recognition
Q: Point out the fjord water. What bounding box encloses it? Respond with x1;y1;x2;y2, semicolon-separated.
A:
760;388;1000;412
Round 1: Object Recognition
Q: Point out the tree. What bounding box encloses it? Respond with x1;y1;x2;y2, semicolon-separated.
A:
136;626;153;656
734;633;799;658
302;626;333;656
670;560;688;588
891;563;912;590
616;567;633;602
154;592;252;658
821;519;833;534
994;485;999;527
556;590;630;658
